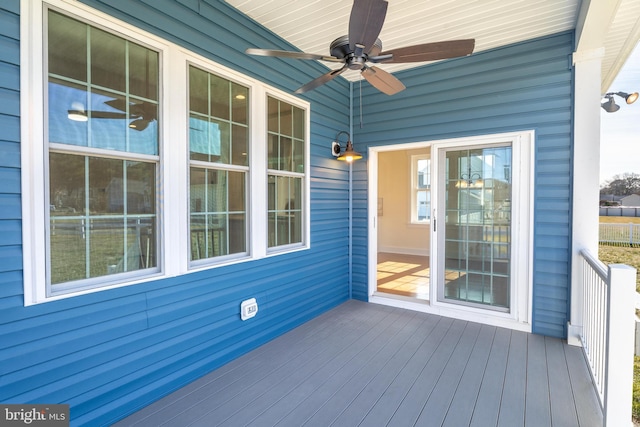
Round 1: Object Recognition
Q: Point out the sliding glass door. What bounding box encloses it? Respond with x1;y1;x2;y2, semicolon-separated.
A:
438;144;512;311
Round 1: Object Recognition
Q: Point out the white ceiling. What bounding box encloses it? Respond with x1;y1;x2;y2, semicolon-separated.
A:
226;0;640;92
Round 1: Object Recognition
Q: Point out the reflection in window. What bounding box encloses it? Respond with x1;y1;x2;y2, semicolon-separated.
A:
188;65;249;262
47;9;159;290
49;153;156;284
48;10;159;156
267;96;305;248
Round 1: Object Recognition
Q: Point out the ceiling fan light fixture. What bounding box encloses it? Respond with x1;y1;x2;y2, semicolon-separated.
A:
68;110;88;122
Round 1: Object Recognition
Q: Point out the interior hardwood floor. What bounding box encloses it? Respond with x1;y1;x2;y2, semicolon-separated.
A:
377;252;429;300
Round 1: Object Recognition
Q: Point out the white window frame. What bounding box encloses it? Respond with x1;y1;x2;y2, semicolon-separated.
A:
20;0;310;305
410;154;431;224
265;93;311;254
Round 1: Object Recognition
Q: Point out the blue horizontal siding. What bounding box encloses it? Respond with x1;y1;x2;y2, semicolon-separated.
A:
351;31;575;339
1;0;351;426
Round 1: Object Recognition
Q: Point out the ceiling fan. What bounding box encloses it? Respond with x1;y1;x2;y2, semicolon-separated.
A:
246;0;475;95
68;99;157;131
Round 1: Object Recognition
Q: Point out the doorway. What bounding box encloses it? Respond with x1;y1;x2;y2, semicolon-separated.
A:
367;131;534;331
375;148;430;300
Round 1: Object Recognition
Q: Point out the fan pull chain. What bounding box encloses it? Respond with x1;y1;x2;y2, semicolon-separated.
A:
359;79;363;128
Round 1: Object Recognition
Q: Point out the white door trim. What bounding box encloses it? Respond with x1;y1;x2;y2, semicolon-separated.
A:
368;131;534;332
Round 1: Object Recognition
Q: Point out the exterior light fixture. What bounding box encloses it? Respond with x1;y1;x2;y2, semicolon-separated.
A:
331;131;362;162
601;91;638;113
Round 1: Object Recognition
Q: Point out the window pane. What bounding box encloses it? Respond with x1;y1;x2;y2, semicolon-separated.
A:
210;74;230;120
232;125;248;166
48;11;87;82
228;171;245;212
129;43;158;100
268;134;278;170
229;213;246;254
128;98;159;155
189;66;208;115
90;89;127;151
418;159;430;188
49;18;159;156
126;161;155;214
207;169;227;213
48;79;88;146
91;26;126;92
232;83;248;124
280;137;292;171
268;97;278;132
280;102;292;136
49;219;87;284
50;153;86;216
49;153;157;285
89;157;124;214
268;175;302;247
189;67;248;166
293;107;304;140
293;139;304;173
189;168;246;261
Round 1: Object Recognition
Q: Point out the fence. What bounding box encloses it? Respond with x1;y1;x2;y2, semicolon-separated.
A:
578;249;636;426
600;207;640;217
599;222;640;246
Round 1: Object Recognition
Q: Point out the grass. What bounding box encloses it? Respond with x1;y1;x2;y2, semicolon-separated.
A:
600;216;640;224
598;244;640;291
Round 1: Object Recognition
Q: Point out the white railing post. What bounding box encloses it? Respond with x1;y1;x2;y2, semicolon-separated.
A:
603;264;636;427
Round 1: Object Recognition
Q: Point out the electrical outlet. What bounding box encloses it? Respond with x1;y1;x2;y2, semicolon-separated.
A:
240;298;258;321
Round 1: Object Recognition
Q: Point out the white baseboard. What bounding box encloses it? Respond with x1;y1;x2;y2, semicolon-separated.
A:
378;246;429;256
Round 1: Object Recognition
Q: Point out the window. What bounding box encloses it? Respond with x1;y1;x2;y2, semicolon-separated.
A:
188;65;249;263
267;96;306;248
47;10;160;293
22;1;310;304
411;154;431;223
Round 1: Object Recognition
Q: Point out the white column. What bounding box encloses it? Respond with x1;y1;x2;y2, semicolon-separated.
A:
568;48;604;346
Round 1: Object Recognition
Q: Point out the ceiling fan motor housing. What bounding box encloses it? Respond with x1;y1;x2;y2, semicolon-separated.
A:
330;35;383;60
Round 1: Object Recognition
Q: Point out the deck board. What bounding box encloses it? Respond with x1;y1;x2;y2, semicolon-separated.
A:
114;300;603;427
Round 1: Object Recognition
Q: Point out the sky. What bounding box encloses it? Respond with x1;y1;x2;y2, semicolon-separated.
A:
600;42;640;184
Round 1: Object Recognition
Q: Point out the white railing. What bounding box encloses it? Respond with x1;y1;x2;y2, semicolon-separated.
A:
599;223;640;246
578;249;636;427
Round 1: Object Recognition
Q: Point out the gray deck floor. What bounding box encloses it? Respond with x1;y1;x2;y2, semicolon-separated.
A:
115;300;603;427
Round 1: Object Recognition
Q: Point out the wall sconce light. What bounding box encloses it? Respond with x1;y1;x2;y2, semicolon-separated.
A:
331;131;362;162
601;91;638;113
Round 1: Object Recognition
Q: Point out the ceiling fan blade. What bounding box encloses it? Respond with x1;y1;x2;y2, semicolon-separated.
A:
87;111;129;119
104;98;128;112
372;39;476;63
246;48;342;63
361;66;405;95
348;0;388;54
129;118;150;131
295;66;348;94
